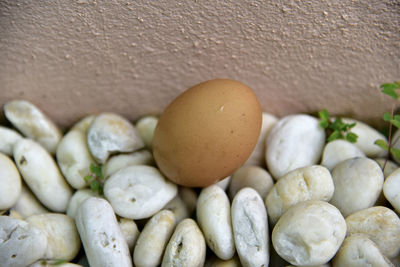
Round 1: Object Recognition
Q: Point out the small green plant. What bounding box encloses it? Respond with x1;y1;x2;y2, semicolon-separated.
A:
374;81;400;171
52;259;68;266
318;109;358;143
84;163;104;195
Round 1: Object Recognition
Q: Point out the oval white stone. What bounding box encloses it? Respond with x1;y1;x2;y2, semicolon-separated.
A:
13;139;73;212
321;139;365;170
197;185;235;260
272;200;346;266
232;187;269;267
75;197;132;267
266;114;325;179
0;152;22;210
330;157;383;216
0;126;22;156
4;100;62;154
104;165;177;219
162;218;206;267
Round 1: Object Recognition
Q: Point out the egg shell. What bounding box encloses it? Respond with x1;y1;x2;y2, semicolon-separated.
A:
153;79;262;187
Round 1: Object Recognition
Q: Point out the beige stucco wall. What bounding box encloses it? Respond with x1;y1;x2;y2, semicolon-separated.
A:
0;0;399;128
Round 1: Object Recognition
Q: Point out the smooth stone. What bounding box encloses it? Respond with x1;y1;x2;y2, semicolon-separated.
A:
0;152;22;210
26;213;81;261
163;194;190;224
229;165;274;200
0;215;47;267
75;197;132;267
266;114;325;180
384;168;400;213
13;139;73;212
70;115;95;133
330;157;383;217
321;139;365;170
4;100;62;154
332;234;394;267
162;218;206;267
215;176;231;191
343;118;387;157
244;112;277;167
10;184;48;219
56;129;96;189
118;218;139;253
375;158;398;178
66;189;101;219
272;200;346;266
87;113;144;164
29;261;83;267
134;210;175;267
265;165;334;225
232;188;269;267
178;187;198;216
197;185;235;260
0;126;22;156
346;206;400;258
104;165;177;220
135;115;158;149
102;150;154;178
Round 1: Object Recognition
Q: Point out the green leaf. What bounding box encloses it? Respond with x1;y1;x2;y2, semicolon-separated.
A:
90;180;102;193
381;83;400;99
390;147;400;159
374;139;389;151
390;119;400;129
383;112;393;122
346;132;358;143
52;259;68;265
320;120;329;129
327;130;341;142
347;122;356;129
84;175;92;182
90;164;103;179
318;109;330;120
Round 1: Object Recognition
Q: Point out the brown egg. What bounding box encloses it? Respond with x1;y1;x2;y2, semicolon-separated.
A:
152;79;262;187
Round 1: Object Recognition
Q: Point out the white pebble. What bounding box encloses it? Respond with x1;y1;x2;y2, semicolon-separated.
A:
266;114;325;179
118;218;139;253
232;188;269;267
332;234;394;267
375;158;399;178
66;189;101;219
13;139;73;212
87;113;144;164
384;168;400;213
343;118;388;157
346;206;400;258
104;165;177;219
4;100;62;154
164;194;190;223
26;213;81;261
330;157;383;216
70;115;95;133
265;165;334;225
0;152;21;210
244;112;277;166
136;115;158;149
178;187;198;216
197;185;235;260
215;176;231;191
272;200;346;266
134;210;175;267
10;184;48;219
229;165;274;200
75;197;132;267
0;215;47;267
57;130;96;189
0;126;22;156
29;261;83;267
162;218;206;267
103;150;154;178
321;139;365;170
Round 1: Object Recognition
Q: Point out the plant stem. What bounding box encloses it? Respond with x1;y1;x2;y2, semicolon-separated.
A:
383;103;396;172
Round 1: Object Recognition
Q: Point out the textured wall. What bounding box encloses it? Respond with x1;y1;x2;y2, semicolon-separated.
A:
0;0;399;128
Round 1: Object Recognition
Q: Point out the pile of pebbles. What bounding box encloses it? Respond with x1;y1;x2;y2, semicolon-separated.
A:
1;100;400;267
